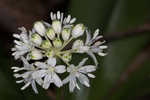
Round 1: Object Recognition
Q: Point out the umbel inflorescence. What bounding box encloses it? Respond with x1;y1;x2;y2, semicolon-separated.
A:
11;11;107;93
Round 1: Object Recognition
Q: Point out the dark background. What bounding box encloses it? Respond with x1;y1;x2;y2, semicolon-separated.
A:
0;0;150;100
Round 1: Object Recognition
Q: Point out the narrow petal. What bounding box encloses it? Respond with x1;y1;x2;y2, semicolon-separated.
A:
69;77;76;92
86;51;98;66
32;70;47;79
21;82;30;90
78;58;88;67
79;65;96;73
31;81;38;94
78;73;90;87
43;74;52;89
55;65;66;73
88;73;96;78
35;62;47;68
53;73;63;87
63;75;70;84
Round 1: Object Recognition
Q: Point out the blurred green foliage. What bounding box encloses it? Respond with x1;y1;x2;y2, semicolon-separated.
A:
1;0;150;100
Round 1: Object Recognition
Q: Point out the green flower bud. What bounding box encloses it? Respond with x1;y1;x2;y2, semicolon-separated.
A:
29;49;43;60
62;28;71;41
53;38;62;48
46;49;54;57
31;33;42;45
41;40;52;49
62;53;72;62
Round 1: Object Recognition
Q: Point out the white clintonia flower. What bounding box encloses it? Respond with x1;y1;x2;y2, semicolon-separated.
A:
63;58;96;92
12;27;33;60
33;57;66;89
11;11;107;93
11;57;43;93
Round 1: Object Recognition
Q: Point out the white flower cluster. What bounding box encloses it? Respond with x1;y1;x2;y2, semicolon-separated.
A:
11;11;107;93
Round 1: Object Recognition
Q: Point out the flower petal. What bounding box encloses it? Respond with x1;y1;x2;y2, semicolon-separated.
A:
43;74;52;89
79;65;96;73
55;65;66;73
78;73;90;87
47;57;56;66
78;58;88;67
35;62;47;68
53;73;63;87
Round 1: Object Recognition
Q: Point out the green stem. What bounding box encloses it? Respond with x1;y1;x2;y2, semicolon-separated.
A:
60;37;73;50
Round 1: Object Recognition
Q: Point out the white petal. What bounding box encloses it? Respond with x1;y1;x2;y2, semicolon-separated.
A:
99;45;108;49
53;73;63;87
21;82;30;90
72;24;85;38
87;51;98;66
98;52;107;56
35;62;47;68
63;75;70;84
55;65;66;73
85;30;91;45
92;29;99;40
78;73;90;87
21;57;30;67
43;74;52;89
47;57;56;66
36;78;43;86
88;73;95;78
79;65;96;73
78;58;88;67
66;15;71;23
31;81;38;94
57;11;61;19
32;70;47;79
70;18;76;24
69;77;76;92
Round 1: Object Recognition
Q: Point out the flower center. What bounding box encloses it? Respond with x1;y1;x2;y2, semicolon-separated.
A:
49;67;54;72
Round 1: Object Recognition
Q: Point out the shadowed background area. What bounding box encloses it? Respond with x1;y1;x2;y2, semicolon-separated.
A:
0;0;150;100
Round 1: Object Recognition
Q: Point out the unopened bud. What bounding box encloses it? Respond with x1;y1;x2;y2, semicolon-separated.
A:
33;21;46;36
72;24;85;38
46;28;55;40
62;28;71;41
41;40;52;49
31;33;42;45
62;53;72;62
53;38;62;48
52;20;62;34
29;49;43;60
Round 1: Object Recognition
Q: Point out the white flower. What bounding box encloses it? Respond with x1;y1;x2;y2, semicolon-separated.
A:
11;57;43;93
72;40;89;53
33;21;46;36
33;57;66;89
29;49;43;60
12;27;33;59
31;33;42;45
72;24;85;38
63;58;96;92
84;29;107;65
